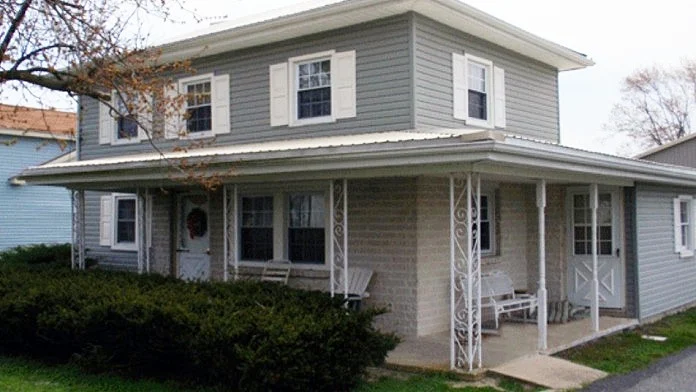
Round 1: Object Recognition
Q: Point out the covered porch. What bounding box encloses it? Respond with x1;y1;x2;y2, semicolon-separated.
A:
20;129;696;372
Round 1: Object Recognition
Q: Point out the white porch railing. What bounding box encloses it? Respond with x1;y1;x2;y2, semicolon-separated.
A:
223;184;238;282
329;179;349;298
71;189;85;270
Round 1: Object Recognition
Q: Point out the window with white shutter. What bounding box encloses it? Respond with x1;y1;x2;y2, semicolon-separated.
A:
270;50;356;127
674;195;695;258
167;73;230;139
452;53;506;129
100;193;139;251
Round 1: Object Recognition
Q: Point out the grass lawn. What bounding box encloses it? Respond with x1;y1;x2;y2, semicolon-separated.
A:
0;355;534;392
0;356;212;392
558;307;696;374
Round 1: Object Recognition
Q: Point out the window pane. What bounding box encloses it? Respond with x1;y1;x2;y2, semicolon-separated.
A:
574;195;587;209
681;225;689;248
599;241;612;255
681;201;689;224
296;59;331;119
575;241;586;255
241;228;273;261
479;196;489;221
288;194;325;263
116;199;136;244
574;226;586;241
599;226;612;242
480;221;490;251
186;106;212;133
118;116;139;139
468;90;487;120
468;63;486;92
574;208;586;224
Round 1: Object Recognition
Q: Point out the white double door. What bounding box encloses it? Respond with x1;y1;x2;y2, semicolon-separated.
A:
177;194;211;281
566;188;624;309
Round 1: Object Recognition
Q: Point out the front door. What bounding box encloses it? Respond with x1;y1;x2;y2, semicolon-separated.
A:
177;194;210;281
567;189;624;308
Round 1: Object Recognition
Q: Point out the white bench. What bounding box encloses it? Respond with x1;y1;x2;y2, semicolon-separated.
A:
481;270;537;329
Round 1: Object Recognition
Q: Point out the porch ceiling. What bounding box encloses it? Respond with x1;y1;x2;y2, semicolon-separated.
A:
17;129;696;189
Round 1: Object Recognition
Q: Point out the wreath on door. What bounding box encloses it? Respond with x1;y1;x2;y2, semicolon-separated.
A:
186;208;208;239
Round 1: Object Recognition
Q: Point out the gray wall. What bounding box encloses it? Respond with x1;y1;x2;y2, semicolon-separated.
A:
413;14;560;142
641;138;696;168
636;183;696;320
80;15;414;160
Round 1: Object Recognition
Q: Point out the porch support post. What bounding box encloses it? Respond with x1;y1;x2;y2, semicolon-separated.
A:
145;189;152;273
136;189;146;274
449;173;482;371
329;179;348;298
590;183;600;332
71;189;85;270
223;184;239;282
536;179;548;351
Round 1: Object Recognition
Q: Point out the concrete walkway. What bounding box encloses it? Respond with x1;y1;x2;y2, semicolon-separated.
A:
490;354;607;390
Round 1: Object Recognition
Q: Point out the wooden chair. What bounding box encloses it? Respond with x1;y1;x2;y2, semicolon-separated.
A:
260;259;292;285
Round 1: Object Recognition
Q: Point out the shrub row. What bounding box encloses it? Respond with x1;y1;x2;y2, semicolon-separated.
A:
0;243;72;266
0;265;397;391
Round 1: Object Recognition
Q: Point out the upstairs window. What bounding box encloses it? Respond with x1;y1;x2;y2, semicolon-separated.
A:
674;195;694;258
452;53;506;128
467;61;489;121
297;59;331;119
184;80;212;134
115;94;139;141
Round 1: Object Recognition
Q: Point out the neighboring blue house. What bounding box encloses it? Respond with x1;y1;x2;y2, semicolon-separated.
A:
0;104;75;250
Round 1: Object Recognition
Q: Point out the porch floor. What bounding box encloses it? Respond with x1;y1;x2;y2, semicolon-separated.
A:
385;316;638;371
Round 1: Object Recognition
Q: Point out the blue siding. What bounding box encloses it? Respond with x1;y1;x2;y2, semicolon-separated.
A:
0;135;74;250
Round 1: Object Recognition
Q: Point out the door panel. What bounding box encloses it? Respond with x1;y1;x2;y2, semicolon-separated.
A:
567;189;624;308
178;194;210;281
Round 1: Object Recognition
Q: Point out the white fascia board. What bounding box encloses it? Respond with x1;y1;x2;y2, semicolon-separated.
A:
156;0;592;71
0;128;74;141
634;133;696;159
18;138;696;188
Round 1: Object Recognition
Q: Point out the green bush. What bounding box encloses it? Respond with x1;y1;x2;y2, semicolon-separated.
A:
0;265;398;391
0;243;72;266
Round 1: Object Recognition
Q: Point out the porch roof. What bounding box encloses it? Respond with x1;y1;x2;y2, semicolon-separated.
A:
18;129;696;189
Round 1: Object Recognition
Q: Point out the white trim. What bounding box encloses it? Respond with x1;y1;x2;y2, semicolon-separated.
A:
289;50;337;127
464;54;494;129
0;128;73;140
674;195;695;258
178;73;216;140
156;0;593;71
111;193;138;252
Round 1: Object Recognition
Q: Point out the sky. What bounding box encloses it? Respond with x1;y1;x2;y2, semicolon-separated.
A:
12;0;696;156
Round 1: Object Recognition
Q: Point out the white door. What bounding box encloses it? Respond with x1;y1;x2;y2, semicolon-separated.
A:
567;189;624;308
177;194;210;281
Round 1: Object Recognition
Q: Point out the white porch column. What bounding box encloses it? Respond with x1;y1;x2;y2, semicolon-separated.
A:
329;179;348;298
449;173;482;371
136;189;147;274
590;183;600;332
145;189;152;273
71;189;86;270
536;179;548;351
223;184;239;282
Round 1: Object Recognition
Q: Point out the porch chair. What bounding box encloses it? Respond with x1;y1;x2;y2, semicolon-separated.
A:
260;259;292;285
480;270;537;329
338;267;373;309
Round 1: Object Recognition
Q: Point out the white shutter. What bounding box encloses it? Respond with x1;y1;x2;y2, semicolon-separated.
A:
675;198;682;253
98;99;112;145
100;195;113;247
269;63;289;126
138;94;154;141
212;74;231;135
333;50;356;119
452;53;467;120
493;66;506;128
164;83;184;139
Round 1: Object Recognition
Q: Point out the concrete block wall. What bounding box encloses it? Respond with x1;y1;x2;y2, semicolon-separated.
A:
348;177;419;336
527;185;566;302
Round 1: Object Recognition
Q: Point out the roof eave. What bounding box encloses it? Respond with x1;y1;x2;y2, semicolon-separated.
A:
157;0;593;72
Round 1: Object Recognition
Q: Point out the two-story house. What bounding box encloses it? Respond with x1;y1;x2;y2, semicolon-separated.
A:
19;0;696;371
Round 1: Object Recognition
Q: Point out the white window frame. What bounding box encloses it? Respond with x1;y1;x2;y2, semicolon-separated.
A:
111;92;141;145
237;185;330;269
289;50;336;127
112;193;138;252
674;195;694;258
465;54;494;128
480;193;495;256
239;194;275;262
178;73;215;139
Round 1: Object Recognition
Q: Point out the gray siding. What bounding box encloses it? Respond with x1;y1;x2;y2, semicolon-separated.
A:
636;184;696;319
642;138;696;168
80;15;413;160
85;191;137;270
413;14;560;142
624;187;638;318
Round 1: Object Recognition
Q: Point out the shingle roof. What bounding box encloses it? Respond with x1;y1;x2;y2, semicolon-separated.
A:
0;104;75;139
